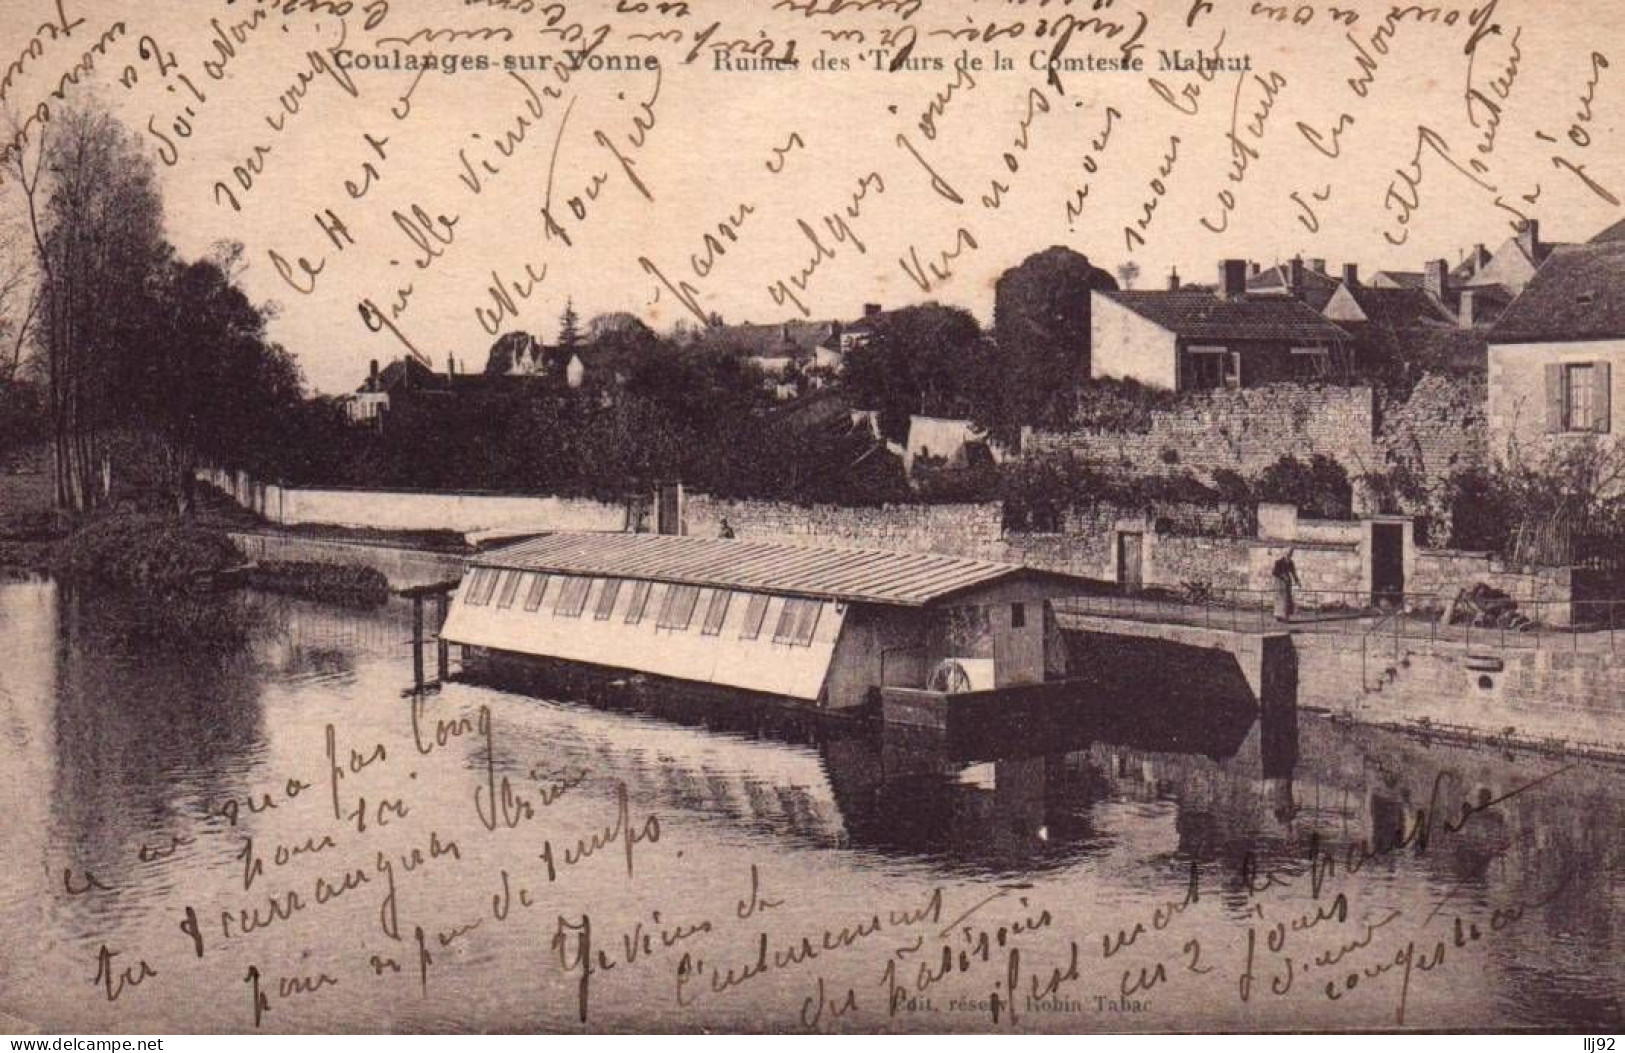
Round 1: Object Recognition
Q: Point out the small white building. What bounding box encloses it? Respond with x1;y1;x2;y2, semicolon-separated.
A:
1487;239;1622;472
1092;262;1351;391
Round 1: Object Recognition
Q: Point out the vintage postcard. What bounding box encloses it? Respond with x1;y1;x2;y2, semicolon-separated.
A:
0;0;1622;1037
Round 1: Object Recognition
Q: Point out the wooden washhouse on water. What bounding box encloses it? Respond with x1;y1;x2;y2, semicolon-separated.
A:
439;532;1101;722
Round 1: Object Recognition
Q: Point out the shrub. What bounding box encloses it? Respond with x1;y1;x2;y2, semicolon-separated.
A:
1360;464;1427;515
1447;440;1625;562
245;561;390;607
1254;454;1352;519
51;514;243;589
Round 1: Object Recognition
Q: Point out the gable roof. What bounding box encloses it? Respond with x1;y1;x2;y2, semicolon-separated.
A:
1370;270;1426;290
361;356;445;393
1344;285;1456;329
1246;263;1341;309
1247;262;1340;292
1490;241;1625;344
1098;289;1350;343
1590;216;1625;245
471;531;1100;607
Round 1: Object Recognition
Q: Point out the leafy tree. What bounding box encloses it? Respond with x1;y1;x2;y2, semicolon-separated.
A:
586;311;655;347
992;246;1118;431
107;244;305;510
840;304;988;443
16;104;168;512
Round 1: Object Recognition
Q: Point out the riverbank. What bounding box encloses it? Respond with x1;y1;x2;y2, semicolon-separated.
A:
0;476;461;594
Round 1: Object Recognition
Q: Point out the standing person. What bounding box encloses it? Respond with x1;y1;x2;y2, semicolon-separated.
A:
1272;547;1302;622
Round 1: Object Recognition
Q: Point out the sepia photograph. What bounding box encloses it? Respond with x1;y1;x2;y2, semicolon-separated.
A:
0;0;1622;1037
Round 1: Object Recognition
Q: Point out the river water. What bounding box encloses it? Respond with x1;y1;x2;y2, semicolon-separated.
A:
0;577;1620;1033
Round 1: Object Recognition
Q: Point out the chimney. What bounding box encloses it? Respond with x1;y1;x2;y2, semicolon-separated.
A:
1341;263;1359;287
1167;268;1181;291
1473;243;1487;273
1309;257;1327;274
369;359;379;390
863;303;882;317
1288;256;1306;294
1219;259;1248;299
1458;288;1476;329
447;353;455;376
1424;258;1449;301
1518;218;1539;256
1249;262;1261;277
780;323;790;343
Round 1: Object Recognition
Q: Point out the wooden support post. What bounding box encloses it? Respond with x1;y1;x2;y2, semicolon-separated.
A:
412;595;425;690
436;592;450;681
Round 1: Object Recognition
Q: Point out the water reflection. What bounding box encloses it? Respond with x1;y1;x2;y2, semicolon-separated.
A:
0;578;1621;1031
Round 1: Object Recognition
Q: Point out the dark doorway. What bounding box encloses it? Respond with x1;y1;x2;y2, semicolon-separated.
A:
1117;532;1144;593
1371;523;1405;608
656;483;683;535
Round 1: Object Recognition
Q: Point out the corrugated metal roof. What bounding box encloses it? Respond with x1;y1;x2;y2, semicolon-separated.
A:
469;532;1094;607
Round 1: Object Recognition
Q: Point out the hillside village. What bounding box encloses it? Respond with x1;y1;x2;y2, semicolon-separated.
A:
3;101;1624;767
4;143;1621;625
290;215;1621;609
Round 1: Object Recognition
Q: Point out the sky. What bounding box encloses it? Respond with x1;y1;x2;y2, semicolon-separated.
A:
1;0;1621;393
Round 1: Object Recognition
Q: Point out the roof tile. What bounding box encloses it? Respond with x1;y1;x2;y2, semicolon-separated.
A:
1490;242;1625;343
1099;289;1350;343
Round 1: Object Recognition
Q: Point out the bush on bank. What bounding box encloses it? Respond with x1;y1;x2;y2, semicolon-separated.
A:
245;560;390;607
51;514;243;589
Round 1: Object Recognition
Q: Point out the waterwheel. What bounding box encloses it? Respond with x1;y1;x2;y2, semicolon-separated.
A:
927;659;975;694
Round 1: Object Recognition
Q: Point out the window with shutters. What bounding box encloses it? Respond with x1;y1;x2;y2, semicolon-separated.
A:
739;593;771;640
700;590;731;635
593;578;622;620
553;576;592;617
495;570;524;609
772;598;822;646
624;580;653;624
523;573;550;612
1548;361;1613;434
657;584;701;630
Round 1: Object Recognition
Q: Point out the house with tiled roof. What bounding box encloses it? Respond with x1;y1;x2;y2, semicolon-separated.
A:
1459;220;1577;306
1245;257;1343;311
1487;238;1624;467
1320;265;1469;375
1323;272;1456;331
1092;261;1351;392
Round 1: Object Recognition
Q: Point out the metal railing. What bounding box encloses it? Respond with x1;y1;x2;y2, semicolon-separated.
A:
1056;587;1624;652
